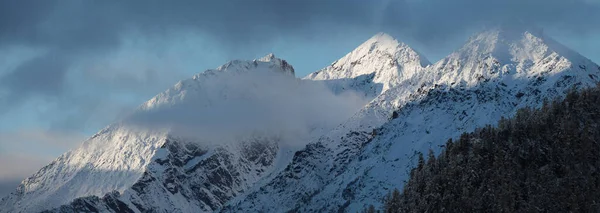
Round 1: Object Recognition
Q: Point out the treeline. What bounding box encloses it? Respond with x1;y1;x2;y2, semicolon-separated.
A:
371;85;600;212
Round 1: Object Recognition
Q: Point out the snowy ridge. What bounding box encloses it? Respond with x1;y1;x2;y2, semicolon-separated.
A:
2;27;600;213
140;53;295;111
304;33;430;98
0;125;168;213
227;27;600;212
0;54;308;213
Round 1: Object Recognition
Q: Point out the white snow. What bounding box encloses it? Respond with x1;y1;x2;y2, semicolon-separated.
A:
304;33;430;98
229;27;600;212
0;53;369;213
2;26;600;213
0;125;168;213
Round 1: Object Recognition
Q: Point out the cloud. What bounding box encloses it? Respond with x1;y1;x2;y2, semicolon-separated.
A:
0;0;598;168
2;0;598;52
1;0;598;121
0;0;598;197
126;68;370;147
405;0;600;38
5;0;598;48
0;54;67;102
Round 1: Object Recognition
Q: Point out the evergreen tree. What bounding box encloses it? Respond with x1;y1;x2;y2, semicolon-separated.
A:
381;85;600;212
383;188;402;213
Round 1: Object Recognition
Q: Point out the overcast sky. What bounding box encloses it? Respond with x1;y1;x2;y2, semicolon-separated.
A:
1;0;599;197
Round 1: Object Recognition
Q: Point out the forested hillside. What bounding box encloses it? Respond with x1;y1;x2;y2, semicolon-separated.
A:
380;85;600;212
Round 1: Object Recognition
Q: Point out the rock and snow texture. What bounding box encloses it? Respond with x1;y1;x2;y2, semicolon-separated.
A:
0;55;289;213
0;54;367;213
0;125;169;213
227;27;600;212
3;27;600;213
304;33;430;98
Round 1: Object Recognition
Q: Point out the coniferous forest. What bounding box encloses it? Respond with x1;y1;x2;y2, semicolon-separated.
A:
375;85;600;212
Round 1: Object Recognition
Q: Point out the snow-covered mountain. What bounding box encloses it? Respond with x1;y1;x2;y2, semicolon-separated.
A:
304;33;430;98
0;54;369;213
226;27;600;212
2;26;599;213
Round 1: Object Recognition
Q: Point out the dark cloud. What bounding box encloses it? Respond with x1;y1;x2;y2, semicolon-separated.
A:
0;54;66;98
402;0;600;41
0;0;599;132
0;0;57;45
3;0;595;52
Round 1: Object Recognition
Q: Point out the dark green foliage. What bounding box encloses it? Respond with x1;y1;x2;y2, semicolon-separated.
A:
390;85;600;212
380;188;402;213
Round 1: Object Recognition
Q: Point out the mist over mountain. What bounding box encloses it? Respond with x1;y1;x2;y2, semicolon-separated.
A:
228;26;600;212
2;23;600;213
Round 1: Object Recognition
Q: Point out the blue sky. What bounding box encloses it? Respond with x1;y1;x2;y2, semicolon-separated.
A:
1;0;599;196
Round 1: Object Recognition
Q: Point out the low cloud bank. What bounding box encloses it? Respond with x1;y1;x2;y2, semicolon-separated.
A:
126;69;370;147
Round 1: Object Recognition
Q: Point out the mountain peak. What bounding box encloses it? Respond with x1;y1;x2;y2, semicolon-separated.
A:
358;32;422;61
258;53;276;62
454;25;552;66
433;26;599;88
468;24;544;45
5;24;600;213
304;33;430;96
459;25;592;64
254;53;295;76
141;54;296;111
214;53;294;77
367;32;399;45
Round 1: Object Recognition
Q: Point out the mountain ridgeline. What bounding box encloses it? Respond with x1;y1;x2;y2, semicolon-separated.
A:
379;85;600;212
228;27;600;212
2;26;600;213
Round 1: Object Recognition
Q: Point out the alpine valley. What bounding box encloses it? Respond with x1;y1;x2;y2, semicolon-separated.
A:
2;25;599;213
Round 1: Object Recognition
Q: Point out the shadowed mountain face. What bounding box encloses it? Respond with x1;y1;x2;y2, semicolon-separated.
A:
395;85;600;212
3;27;600;213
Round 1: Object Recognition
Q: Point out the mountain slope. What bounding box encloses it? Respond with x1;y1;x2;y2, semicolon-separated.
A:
396;86;600;212
303;33;430;98
0;125;167;213
1;31;433;212
0;54;368;213
3;27;599;213
227;27;600;212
